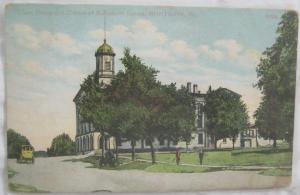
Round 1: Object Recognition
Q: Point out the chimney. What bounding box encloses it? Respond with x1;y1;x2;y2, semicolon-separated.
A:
187;82;192;93
193;84;198;93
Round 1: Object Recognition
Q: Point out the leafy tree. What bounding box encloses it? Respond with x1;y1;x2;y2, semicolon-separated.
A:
159;85;196;151
47;133;75;156
254;11;298;149
112;103;147;160
78;74;114;156
117;48;161;164
7;129;31;158
205;87;249;149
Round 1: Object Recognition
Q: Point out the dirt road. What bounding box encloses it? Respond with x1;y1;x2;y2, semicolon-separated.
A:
7;156;291;193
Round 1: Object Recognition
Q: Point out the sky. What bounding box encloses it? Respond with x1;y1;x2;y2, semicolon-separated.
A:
5;4;285;150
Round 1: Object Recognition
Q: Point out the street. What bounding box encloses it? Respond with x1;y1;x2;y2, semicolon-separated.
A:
7;156;291;193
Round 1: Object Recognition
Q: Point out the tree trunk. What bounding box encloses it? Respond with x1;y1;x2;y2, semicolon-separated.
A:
289;140;293;151
115;139;119;161
186;142;188;152
131;140;135;161
214;138;217;150
273;139;277;148
101;136;105;157
255;129;259;147
150;141;156;164
232;137;235;150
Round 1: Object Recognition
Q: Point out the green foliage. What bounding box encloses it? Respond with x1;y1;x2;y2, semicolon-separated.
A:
79;48;196;164
131;150;292;167
47;133;75;156
254;11;298;148
79;74;114;134
159;85;196;146
8;167;17;179
259;168;292;176
7;129;31;158
205;87;249;148
144;164;215;173
9;183;48;193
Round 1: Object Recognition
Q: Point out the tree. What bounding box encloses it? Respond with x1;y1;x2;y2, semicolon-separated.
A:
47;133;75;156
78;74;115;156
7;129;31;158
112;103;147;160
118;48;161;164
254;11;298;149
205;87;249;149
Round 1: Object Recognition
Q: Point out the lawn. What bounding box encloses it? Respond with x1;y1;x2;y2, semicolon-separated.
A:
8;167;48;193
9;183;49;193
72;156;221;173
124;148;292;167
8;167;17;179
69;147;292;174
259;168;292;176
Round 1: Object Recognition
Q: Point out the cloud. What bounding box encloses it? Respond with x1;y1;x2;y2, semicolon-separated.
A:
214;39;243;59
8;24;84;55
199;39;261;68
170;40;198;61
199;45;224;61
89;19;168;50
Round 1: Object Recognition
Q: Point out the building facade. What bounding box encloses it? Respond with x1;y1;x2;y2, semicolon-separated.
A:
74;40;268;155
73;39;116;154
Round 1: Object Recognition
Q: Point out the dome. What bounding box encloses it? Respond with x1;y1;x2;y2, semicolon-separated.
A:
95;39;114;56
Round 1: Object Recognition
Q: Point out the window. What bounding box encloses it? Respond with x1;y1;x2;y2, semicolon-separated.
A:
116;137;122;146
197;104;204;128
223;138;227;143
104;61;111;71
198;133;203;144
145;139;151;146
159;138;165;146
173;140;178;145
197;117;203;128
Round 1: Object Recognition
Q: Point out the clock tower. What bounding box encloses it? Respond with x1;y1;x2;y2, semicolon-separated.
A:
95;39;115;84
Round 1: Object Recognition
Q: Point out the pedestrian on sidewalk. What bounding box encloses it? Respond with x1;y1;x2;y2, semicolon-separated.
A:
175;149;181;165
198;148;204;165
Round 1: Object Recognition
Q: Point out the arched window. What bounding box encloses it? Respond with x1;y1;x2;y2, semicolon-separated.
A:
87;136;90;151
90;135;94;150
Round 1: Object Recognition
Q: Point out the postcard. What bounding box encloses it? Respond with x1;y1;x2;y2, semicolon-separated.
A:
5;3;297;193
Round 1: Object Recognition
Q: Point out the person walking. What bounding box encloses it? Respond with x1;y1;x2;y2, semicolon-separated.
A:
198;148;205;165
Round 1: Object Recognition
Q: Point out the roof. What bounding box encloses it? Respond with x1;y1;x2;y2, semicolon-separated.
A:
95;39;115;56
217;87;241;97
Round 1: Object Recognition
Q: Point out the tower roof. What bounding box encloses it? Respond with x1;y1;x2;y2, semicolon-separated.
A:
95;39;114;56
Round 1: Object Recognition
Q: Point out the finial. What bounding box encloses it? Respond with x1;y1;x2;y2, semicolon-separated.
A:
104;10;106;41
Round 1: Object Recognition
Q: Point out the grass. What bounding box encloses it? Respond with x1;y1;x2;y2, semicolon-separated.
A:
9;183;48;193
68;147;292;174
70;156;222;173
259;168;292;176
64;156;132;168
145;164;221;173
127;148;292;167
8;167;17;179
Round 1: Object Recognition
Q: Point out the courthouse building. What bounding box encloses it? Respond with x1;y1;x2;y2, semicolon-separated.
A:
73;39;265;155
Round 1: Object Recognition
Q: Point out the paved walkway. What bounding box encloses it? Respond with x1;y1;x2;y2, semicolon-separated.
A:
7;156;291;193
